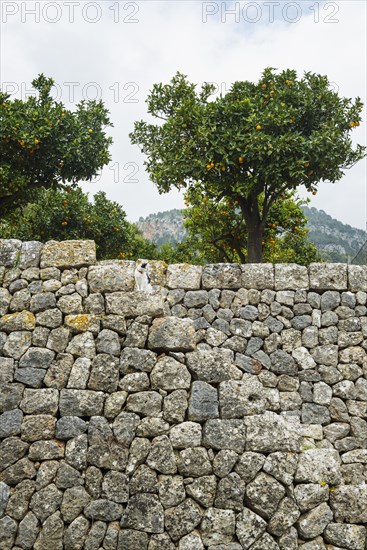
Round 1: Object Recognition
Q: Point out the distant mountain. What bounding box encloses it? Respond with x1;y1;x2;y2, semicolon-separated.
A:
137;206;366;263
137;209;186;247
302;206;366;262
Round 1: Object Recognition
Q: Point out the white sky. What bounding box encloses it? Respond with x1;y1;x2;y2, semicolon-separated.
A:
1;0;366;229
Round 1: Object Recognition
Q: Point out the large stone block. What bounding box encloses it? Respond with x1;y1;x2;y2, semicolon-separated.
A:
348;264;367;292
241;264;274;290
295;449;341;484
245;412;301;452
148;317;196;351
219;379;266;418
309;263;348;290
88;262;135;293
106;291;164;318
0;311;36;332
186;349;241;383
151;357;191;390
40;240;96;268
330;485;367;523
203;419;246;453
0;239;22;267
202;264;242;290
59;389;105;416
19;241;43;269
166;264;202;290
274;264;309;290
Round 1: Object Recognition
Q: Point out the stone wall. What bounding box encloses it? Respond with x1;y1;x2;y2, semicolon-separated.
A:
0;239;367;550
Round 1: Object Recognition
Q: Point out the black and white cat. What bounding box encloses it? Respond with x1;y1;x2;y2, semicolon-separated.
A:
134;261;153;293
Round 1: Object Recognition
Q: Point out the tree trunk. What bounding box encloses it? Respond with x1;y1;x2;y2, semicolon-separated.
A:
238;196;265;263
247;221;264;263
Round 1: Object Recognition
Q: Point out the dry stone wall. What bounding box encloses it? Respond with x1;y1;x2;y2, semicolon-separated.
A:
0;239;367;550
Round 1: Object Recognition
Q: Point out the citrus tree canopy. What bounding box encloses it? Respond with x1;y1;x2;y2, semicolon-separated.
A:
182;188;320;265
130;69;365;262
0;187;157;261
0;74;113;217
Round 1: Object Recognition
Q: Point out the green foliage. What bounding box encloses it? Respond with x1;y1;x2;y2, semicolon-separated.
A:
131;69;365;262
0;74;113;216
179;189;320;265
0;187;157;261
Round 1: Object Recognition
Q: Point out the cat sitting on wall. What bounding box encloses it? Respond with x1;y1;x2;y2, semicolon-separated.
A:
134;261;153;293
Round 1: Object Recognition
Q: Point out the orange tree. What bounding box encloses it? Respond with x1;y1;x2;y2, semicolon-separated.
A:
0;186;156;261
0;74;112;217
130;69;365;262
180;187;320;265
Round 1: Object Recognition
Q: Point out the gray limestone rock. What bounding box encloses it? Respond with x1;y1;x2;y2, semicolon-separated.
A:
15;510;40;549
30;483;63;522
66;332;95;359
64;516;90;550
102;470;129;503
177;447;212;477
186;349;241;383
215;472;245;512
297;502;333;539
148;316;196;351
88;263;135;292
263;451;298;486
122;493;164;533
169;422;202;448
245;472;285;519
146;435;177;474
163;389;188;423
185;475;217;508
151;356;191;390
166;264;202;290
270;350;297;375
118;529;149;550
106;290;164;317
85;499;122;524
203;419;246;453
55;461;83;490
330;485;367;523
36;308;63;328
236;507;267;549
200;507;236;546
3;330;32;359
202;264;241;290
324;523;366;550
294;483;329;513
158;475;186;509
59;389;104;416
295;449;341;484
126;391;162;417
164;498;203;541
219;378;266;418
40;240;95;268
120;347;157;374
95;328;120;355
241;263;274;290
188;381;219;421
5;478;35;520
21;414;55;442
65;434;88;471
245;412;301;452
47;327;70;353
87;353;119;393
267;497;300;536
21;388;59;415
0;408;23;438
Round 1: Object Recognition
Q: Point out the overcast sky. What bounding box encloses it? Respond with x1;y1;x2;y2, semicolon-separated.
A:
1;0;366;229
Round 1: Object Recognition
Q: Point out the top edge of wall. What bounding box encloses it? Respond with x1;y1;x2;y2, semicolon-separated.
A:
0;239;366;292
